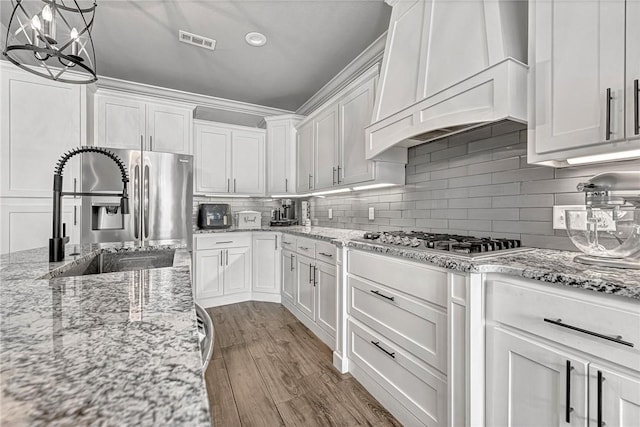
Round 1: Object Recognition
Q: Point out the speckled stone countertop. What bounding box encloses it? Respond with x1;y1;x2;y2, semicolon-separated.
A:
197;226;639;300
348;240;640;300
0;241;211;426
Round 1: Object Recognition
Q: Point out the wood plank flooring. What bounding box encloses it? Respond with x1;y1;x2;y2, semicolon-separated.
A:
204;302;401;427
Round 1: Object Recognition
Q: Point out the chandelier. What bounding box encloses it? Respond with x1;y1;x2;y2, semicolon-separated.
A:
2;0;97;84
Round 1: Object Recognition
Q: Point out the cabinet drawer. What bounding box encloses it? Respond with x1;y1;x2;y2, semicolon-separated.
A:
488;278;640;370
296;237;316;258
280;233;296;249
348;250;447;307
349;275;447;372
348;320;447;427
315;240;337;263
194;233;251;250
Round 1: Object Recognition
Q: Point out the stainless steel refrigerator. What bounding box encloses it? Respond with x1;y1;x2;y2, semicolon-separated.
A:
81;147;193;248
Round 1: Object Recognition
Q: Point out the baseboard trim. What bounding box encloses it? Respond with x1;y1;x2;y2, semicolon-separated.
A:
333;351;349;374
197;292;280;308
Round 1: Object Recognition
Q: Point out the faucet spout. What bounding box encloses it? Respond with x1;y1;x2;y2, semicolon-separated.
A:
49;147;130;262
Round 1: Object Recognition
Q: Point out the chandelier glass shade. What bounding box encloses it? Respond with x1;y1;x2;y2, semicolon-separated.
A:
2;0;97;84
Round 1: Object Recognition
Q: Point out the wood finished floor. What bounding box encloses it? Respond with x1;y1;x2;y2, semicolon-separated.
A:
204;302;401;427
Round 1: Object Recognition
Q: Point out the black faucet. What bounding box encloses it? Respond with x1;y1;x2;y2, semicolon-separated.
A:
50;147;129;262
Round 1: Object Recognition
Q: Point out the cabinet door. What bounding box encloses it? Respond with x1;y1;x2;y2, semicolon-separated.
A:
232;130;265;195
487;327;588;427
146;102;192;154
252;234;280;294
224;246;251;295
296;121;314;192
194;124;232;193
267;120;292;194
295;254;315;321
339;77;376;185
532;0;625;155
589;365;640;427
194;250;224;300
95;94;146;149
1;69;83;197
0;199;80;254
314;106;339;189
315;260;337;338
281;250;296;302
626;1;640;142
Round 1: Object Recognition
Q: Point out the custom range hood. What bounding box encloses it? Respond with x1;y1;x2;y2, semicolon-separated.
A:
365;0;528;161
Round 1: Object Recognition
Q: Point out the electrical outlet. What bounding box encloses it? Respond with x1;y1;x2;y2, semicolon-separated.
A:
328;208;333;219
553;205;584;230
368;207;375;220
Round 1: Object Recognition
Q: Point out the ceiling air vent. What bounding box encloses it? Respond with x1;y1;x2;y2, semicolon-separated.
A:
179;30;216;51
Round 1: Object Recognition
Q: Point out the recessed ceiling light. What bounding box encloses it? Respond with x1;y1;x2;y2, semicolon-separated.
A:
245;32;267;47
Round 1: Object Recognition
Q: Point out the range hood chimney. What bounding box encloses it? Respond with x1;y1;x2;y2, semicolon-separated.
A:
365;0;528;162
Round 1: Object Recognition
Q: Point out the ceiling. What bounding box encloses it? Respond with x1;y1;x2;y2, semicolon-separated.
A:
86;0;391;111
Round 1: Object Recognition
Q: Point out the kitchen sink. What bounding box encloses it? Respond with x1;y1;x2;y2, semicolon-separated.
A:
55;249;176;278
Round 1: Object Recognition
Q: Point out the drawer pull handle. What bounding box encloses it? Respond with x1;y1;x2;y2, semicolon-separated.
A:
282;241;292;245
318;252;333;258
216;241;233;244
371;341;395;358
370;290;394;301
543;318;633;347
299;246;309;250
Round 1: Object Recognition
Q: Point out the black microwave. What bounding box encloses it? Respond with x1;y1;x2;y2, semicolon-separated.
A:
198;204;231;229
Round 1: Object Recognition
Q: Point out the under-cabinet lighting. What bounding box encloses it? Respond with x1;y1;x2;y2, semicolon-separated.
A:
194;194;251;198
270;194;309;198
310;188;352;196
352;183;397;191
566;149;640;165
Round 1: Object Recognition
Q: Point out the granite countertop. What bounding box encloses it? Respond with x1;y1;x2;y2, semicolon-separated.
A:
347;240;640;301
0;241;211;426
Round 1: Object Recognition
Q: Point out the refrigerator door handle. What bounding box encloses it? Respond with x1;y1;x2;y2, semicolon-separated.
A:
143;164;150;239
134;164;140;239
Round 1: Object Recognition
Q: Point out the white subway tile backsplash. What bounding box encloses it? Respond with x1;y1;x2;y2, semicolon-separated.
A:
310;122;632;250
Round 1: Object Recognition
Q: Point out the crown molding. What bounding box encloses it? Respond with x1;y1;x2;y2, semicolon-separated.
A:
295;31;386;116
94;75;293;117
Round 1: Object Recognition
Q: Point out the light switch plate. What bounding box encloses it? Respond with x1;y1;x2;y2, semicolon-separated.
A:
368;207;375;220
328;208;333;219
552;205;584;230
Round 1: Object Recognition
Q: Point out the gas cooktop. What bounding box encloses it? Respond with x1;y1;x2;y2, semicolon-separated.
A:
356;231;532;259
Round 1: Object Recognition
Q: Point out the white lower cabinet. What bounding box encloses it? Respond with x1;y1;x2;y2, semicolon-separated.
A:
252;233;281;299
280;236;338;350
281;249;296;303
295;253;316;321
486;275;640;427
192;234;251;307
346;249;461;427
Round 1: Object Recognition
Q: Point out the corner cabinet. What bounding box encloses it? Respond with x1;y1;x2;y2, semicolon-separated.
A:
193;121;265;196
265;115;303;195
486;275;640;426
528;0;640;165
93;90;193;154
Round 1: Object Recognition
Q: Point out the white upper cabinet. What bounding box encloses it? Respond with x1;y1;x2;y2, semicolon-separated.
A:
194;121;265;196
265;115;303;195
146;103;192;154
296;121;315;193
528;0;640;165
339;75;376;185
0;65;85;198
296;65;404;192
94;91;193;154
232;130;265;194
314;105;339;189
